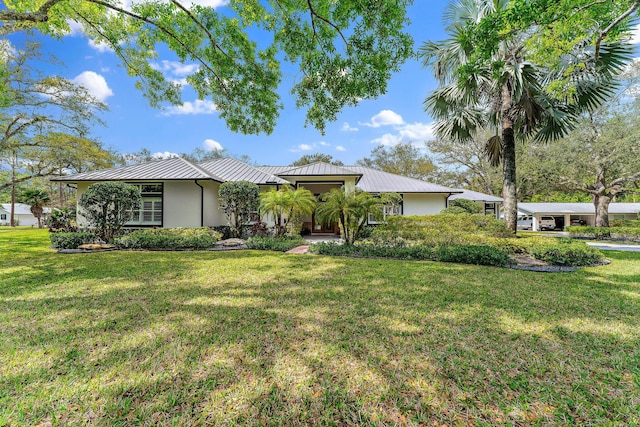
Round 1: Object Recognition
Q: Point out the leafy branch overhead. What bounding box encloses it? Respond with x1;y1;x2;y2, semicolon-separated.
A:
0;0;414;134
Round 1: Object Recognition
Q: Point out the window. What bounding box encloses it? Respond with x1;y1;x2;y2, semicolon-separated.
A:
368;204;401;223
126;183;163;226
485;202;496;216
0;214;6;220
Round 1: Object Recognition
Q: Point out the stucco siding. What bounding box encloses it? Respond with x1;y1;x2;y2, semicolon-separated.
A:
402;194;447;216
164;181;203;227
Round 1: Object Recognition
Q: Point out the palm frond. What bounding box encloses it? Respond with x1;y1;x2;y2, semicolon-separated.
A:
484;135;503;167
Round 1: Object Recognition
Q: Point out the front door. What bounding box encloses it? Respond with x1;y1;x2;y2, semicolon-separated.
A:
311;211;338;234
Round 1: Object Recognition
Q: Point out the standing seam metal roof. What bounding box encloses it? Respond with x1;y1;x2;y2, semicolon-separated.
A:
275;162;363;177
449;189;503;202
518;202;640;215
52;157;215;181
198;157;288;184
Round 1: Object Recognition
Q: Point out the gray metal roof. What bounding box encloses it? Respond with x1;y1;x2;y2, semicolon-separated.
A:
52;157;217;182
199;158;288;184
450;189;503;202
1;203;52;215
518;202;640;215
346;166;459;193
255;164;459;193
276;162;363;178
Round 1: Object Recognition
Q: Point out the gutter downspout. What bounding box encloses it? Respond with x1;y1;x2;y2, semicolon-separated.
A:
194;180;204;227
446;192;453;208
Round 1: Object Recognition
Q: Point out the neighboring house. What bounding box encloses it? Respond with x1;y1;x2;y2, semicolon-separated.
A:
518;202;640;231
52;157;461;233
0;203;52;226
449;189;503;218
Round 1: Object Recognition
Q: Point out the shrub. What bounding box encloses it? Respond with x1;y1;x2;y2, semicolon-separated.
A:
610;219;640;227
50;232;96;249
448;198;483;214
212;225;233;240
218;181;260;238
567;226;611;240
114;228;222;250
245;236;306;252
528;240;603;266
568;225;640;241
48;207;77;232
435;245;511;266
79;182;141;242
311;242;510;267
439;206;469;215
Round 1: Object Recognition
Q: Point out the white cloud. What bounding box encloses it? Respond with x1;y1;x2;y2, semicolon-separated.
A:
0;40;16;62
162;99;218;115
361;109;404;128
66;19;84;36
335;145;346;152
153;151;180;159
290;143;314;152
203;139;224;151
188;0;229;7
319;141;329;146
341;122;359;132
72;71;114;102
151;60;199;77
88;39;114;53
630;23;640;44
371;122;435;146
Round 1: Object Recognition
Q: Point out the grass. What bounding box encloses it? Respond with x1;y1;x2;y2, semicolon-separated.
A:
2;228;640;426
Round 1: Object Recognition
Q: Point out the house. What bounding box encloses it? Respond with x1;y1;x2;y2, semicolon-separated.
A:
52;157;461;233
0;203;52;227
518;202;640;231
449;189;503;218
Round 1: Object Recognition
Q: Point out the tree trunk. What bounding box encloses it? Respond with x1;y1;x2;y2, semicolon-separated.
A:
593;193;611;227
501;87;517;234
10;152;16;227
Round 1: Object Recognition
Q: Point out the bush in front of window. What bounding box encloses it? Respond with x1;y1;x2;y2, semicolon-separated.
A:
79;182;142;242
114;227;222;249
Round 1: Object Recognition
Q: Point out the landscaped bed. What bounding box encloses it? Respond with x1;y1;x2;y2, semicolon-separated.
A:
2;228;639;425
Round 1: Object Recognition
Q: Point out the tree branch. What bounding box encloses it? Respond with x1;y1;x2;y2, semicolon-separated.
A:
306;0;349;48
595;0;640;59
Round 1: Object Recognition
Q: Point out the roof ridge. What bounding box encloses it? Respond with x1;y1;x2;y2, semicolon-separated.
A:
178;157;223;181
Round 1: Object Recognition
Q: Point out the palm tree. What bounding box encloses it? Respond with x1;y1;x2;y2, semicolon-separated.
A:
421;0;631;232
315;186;383;244
259;186;317;236
259;187;289;236
21;189;51;228
283;187;316;236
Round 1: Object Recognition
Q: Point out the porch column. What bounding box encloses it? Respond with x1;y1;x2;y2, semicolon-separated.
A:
532;214;539;231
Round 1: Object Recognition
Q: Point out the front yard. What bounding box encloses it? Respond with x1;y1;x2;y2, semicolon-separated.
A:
1;228;639;425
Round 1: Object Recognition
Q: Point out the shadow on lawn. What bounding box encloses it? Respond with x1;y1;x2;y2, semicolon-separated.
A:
2;240;640;425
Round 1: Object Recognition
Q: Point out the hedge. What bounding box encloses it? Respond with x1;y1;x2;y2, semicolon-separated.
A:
310;242;511;267
245;236;307;252
114;228;222;249
50;232;97;249
568;225;640;242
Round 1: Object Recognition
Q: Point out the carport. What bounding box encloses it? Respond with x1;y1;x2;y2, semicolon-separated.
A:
517;202;640;231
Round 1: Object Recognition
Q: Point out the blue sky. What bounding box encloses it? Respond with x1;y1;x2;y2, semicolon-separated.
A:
7;2;639;166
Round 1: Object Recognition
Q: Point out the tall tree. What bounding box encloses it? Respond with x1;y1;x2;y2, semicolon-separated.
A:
291;153;344;167
357;142;437;181
1;1;413;134
528;100;640;226
421;0;630;232
0;43;107;154
427;135;501;194
20;189;50;228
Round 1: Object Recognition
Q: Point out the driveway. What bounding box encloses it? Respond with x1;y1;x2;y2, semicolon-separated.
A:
586;242;640;252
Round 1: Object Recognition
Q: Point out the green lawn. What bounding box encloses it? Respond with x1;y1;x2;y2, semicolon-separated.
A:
1;228;639;426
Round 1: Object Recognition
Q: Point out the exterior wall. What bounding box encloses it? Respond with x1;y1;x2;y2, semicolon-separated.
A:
284;175;358;188
201;181;226;227
0;213;38;226
402;193;448;216
0;209;10;225
163;181;204;227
